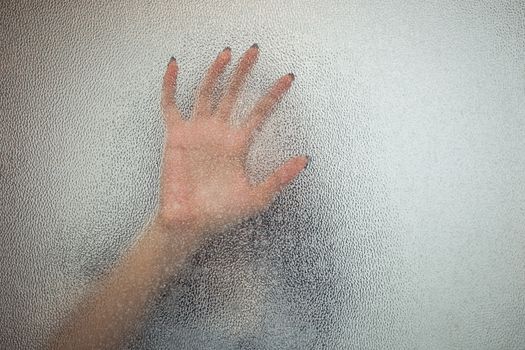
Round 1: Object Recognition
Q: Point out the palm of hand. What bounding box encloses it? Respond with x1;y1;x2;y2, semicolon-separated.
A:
156;44;308;235
160;117;256;233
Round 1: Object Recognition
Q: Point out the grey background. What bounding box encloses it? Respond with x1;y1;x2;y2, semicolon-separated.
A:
1;0;524;349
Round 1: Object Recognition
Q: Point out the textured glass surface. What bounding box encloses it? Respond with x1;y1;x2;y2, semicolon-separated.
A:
1;1;525;349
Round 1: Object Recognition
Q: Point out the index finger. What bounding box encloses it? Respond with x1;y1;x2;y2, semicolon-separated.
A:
240;73;294;139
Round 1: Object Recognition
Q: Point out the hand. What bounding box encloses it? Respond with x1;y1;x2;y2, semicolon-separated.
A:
154;44;309;238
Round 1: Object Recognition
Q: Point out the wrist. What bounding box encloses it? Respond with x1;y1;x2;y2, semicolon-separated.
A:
144;214;205;262
149;213;205;240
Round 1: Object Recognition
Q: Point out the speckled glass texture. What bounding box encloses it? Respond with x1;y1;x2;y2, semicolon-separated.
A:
1;1;524;349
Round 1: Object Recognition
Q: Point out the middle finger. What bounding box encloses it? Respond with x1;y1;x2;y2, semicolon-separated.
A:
214;43;259;123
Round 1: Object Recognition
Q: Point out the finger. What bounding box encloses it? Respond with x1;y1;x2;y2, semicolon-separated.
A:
161;57;183;124
214;43;259;122
249;155;309;211
240;73;294;139
192;47;232;121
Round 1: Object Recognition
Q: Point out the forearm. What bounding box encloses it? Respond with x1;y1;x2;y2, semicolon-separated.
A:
49;217;200;350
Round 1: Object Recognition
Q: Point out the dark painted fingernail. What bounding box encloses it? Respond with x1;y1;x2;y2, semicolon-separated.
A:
288;73;295;81
168;56;176;65
223;46;231;52
304;155;310;169
251;43;259;49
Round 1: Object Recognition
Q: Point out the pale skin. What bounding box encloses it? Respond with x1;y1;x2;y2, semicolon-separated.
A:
47;43;309;349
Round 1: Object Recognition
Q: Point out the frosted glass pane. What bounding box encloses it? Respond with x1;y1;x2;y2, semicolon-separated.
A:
1;1;524;349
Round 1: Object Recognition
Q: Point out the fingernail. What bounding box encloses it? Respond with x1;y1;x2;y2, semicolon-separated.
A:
251;43;259;49
304;155;310;170
223;46;231;52
168;56;176;65
288;73;295;81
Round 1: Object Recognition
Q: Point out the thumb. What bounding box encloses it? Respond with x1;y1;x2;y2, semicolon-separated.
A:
249;155;309;211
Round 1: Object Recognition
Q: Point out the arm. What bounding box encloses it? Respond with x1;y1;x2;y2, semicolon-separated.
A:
47;218;200;350
48;43;308;349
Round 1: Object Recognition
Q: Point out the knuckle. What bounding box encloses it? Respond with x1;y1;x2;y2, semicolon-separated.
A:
269;89;281;100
